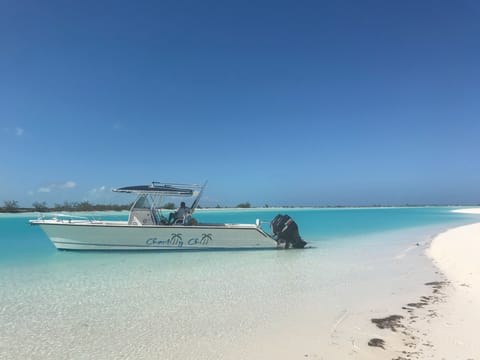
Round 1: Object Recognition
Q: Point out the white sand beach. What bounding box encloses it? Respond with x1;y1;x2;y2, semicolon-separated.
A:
423;215;480;358
383;208;480;359
365;208;480;360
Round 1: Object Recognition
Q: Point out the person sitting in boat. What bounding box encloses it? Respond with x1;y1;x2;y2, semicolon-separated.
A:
169;202;190;224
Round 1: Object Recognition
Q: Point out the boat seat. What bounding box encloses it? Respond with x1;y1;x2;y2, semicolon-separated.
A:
172;213;193;225
154;213;169;225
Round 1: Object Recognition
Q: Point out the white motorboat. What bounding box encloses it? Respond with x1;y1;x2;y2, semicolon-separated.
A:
30;182;306;251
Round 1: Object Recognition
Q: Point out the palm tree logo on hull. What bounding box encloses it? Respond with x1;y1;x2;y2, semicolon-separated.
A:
170;233;182;246
201;233;212;245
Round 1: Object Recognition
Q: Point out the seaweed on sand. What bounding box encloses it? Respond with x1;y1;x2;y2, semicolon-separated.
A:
371;315;404;332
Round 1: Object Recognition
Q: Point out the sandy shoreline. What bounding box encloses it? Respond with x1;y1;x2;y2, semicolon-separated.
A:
250;208;480;360
368;208;480;359
376;208;480;359
424;220;480;358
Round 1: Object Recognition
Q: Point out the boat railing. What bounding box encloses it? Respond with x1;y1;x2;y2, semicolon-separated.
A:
35;213;100;223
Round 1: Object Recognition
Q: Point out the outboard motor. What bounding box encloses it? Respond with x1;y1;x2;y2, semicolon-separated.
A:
271;214;307;249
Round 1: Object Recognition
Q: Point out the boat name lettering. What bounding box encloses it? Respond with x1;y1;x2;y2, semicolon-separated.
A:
146;233;184;247
188;233;212;246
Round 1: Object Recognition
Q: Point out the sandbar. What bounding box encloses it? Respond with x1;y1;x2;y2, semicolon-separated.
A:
451;207;480;214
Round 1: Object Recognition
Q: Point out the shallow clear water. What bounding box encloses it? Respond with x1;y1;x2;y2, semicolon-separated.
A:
1;207;479;359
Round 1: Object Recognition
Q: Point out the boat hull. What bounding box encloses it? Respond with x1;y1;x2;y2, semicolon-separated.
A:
31;220;278;250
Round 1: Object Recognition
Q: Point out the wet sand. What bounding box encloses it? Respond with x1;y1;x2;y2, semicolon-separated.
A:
363;209;480;359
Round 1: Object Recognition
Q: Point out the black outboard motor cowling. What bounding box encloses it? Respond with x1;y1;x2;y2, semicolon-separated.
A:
271;214;307;249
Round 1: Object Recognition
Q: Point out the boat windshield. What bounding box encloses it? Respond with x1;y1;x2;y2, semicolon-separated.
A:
132;194;152;210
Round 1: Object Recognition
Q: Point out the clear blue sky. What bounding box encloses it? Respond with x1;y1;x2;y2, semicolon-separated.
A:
1;0;479;207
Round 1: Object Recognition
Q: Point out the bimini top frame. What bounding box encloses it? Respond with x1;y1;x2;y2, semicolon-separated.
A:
113;181;207;216
113;182;204;196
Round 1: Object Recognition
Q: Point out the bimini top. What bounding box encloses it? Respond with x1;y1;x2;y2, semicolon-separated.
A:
113;182;201;196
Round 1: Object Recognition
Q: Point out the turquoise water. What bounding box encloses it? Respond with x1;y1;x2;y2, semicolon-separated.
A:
1;207;479;359
194;207;473;240
0;207;476;266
